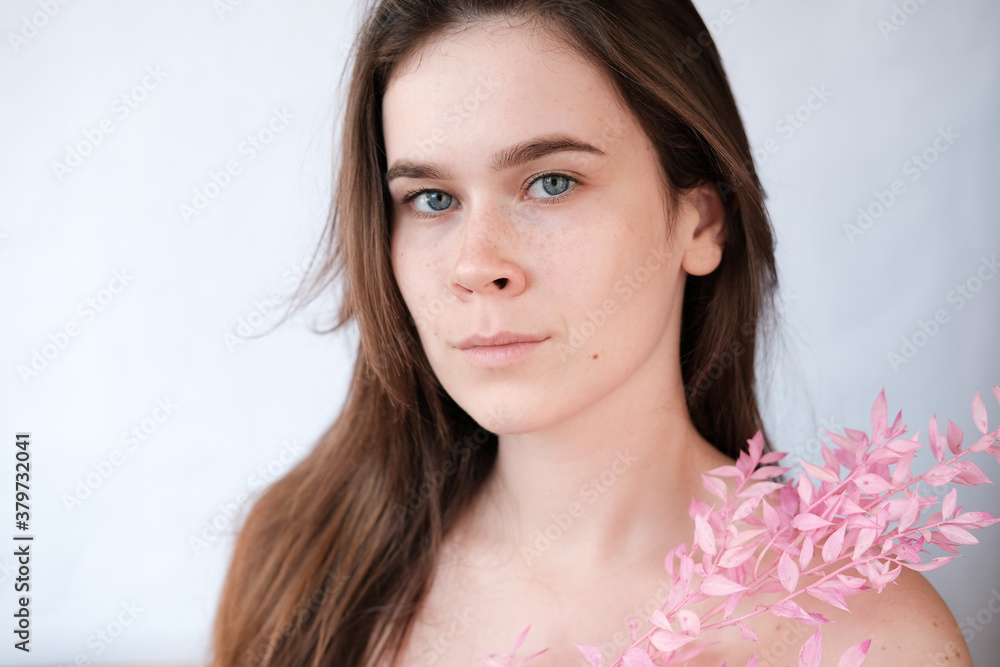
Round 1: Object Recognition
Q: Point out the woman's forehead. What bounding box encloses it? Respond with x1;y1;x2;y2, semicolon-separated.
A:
382;20;631;168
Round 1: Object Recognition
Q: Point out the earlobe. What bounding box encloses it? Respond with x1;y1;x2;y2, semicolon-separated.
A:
680;183;726;277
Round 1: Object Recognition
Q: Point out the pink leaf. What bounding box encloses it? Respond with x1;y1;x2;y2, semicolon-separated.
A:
762;499;780;533
751;465;790;480
649;609;672;631
969;433;997;453
797;473;814;506
792;513;833;531
928;415;946;463
769;599;813;622
942;488;957;521
734;497;760;521
822;524;847;563
718;541;760;569
871;389;888;442
724;590;744;619
799;459;840;484
743;655;758;667
622;647;658;667
699;574;748;596
799;535;815;570
738;621;759;642
853;474;893;495
798;627;823;667
946;421;964;454
903;556;956;572
993;386;1000;408
840;496;866;516
676;609;701;637
953;510;1000;527
695;514;717;556
648;630;694;653
738;481;785;498
938;524;978;545
837;638;871;667
972;391;989;435
679;554;694;587
923;464;959;486
575;644;603;667
886;438;921;454
837;573;867;590
807;586;851;612
853;527;877;560
778;551;800;592
689;496;712;521
702;473;728;501
954;459;993;485
828;430;858;452
822;442;841;475
891;452;913;487
748;431;765;465
898;493;920;532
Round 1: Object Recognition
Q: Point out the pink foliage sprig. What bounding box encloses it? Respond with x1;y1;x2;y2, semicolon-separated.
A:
487;388;1000;667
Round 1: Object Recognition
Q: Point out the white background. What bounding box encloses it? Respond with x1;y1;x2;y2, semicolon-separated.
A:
1;0;998;664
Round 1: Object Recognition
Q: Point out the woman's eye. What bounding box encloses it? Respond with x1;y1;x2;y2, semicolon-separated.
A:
527;173;575;199
401;173;576;218
409;190;453;214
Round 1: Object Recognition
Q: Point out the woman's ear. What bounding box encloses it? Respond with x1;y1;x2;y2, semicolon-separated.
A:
679;183;726;276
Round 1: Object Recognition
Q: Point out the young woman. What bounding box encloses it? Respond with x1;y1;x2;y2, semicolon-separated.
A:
210;1;970;665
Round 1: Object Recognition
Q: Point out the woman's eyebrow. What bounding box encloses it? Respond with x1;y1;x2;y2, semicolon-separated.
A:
385;133;606;183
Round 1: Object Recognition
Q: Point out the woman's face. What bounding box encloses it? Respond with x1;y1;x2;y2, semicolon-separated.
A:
383;18;721;434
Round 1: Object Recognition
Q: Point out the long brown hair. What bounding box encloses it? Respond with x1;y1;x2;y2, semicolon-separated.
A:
210;1;778;665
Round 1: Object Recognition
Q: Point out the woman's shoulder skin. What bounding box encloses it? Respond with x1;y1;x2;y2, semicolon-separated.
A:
687;463;971;667
797;565;970;666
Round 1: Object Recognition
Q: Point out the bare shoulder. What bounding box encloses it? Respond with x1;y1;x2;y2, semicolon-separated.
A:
798;566;971;666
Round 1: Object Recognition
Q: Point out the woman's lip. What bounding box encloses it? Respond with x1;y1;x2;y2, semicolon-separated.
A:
458;339;549;367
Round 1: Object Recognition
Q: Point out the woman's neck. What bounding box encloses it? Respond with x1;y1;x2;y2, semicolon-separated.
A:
460;371;734;583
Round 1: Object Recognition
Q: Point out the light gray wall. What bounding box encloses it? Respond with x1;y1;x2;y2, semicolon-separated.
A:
1;0;997;664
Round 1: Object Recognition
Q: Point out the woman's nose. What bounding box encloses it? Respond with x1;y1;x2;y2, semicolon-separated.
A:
447;201;527;300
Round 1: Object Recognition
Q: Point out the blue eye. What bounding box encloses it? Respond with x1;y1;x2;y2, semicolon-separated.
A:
399;172;578;219
528;173;573;198
408;190;453;213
